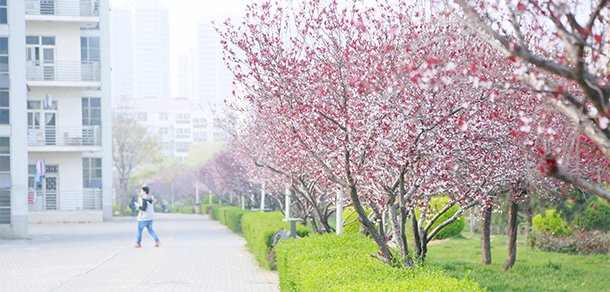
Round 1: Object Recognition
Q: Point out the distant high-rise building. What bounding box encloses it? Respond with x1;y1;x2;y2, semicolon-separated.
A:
110;0;170;99
110;6;133;99
195;15;235;105
176;49;195;102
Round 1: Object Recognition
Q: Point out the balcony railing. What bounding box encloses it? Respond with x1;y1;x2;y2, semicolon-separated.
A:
28;188;102;211
25;0;99;17
28;126;101;148
26;61;100;83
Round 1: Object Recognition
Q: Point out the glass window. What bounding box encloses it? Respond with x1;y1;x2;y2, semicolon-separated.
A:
82;98;101;126
81;37;100;62
83;158;102;188
0;38;7;55
26;36;39;45
0;74;7;89
0;56;8;73
138;113;147;121
41;37;55;45
159;113;168;121
0;109;7;124
0;91;7;125
27;100;41;109
0;8;6;25
0;137;7;154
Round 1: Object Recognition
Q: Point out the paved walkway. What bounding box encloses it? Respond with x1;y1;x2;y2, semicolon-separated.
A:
0;213;279;292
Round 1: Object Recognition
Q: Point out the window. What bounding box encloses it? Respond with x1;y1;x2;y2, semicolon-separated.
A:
83;158;102;188
194;131;207;142
159;112;168;121
0;38;7;115
0;0;7;25
81;37;100;62
193;118;207;128
175;113;190;124
137;113;147;122
159;127;169;135
0;137;9;224
176;142;191;153
82;97;101;126
176;128;190;139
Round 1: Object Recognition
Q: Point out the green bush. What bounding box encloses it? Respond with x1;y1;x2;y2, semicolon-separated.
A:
124;208;133;216
572;199;610;232
210;206;242;225
533;210;569;236
241;212;310;270
200;204;214;215
275;233;481;291
342;207;372;234
168;206;179;213
414;197;465;240
154;205;163;212
178;206;195;214
225;208;250;233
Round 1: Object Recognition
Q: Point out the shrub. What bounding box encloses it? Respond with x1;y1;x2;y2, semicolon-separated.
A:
225;208;250;233
275;233;481;291
241;212;310;270
168;206;179;213
154;205;163;213
411;197;465;240
528;228;610;255
423;198;465;240
178;206;195;214
572;199;610;233
342;207;372;234
200;204;214;215
532;210;569;236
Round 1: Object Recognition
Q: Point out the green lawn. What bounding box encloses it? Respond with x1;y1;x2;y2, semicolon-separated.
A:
426;233;610;292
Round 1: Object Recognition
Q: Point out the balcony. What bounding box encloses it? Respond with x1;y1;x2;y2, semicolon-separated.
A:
26;61;100;87
28;188;102;211
28;126;102;152
25;0;99;25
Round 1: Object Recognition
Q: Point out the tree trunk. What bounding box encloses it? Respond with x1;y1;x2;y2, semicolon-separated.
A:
481;206;492;265
502;200;518;271
410;208;422;260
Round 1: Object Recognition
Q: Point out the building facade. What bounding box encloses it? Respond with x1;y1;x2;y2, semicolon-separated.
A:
1;0;112;239
113;97;224;162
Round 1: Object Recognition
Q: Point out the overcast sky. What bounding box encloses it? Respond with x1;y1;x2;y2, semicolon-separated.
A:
110;0;255;97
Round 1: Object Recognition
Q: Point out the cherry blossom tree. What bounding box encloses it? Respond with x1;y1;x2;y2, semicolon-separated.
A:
446;0;610;201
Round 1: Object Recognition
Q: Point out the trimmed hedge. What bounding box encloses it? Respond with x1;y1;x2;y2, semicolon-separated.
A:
225;208;250;233
201;204;214;215
241;212;310;270
178;206;195;214
275;233;481;291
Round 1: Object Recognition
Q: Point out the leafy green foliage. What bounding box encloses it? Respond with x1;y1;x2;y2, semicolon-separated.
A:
415;197;465;240
572;199;610;232
532;210;569;236
275;233;481;291
528;228;610;255
342;207;372;234
241;212;310;270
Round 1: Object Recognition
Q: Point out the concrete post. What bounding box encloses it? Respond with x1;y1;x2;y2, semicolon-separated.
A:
336;189;343;235
285;186;291;219
260;183;266;212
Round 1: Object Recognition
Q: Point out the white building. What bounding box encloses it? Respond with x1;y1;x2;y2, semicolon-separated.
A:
110;0;169;99
1;0;112;238
113;97;224;162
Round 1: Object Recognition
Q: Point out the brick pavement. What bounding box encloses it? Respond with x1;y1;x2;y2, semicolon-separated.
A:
0;213;279;292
